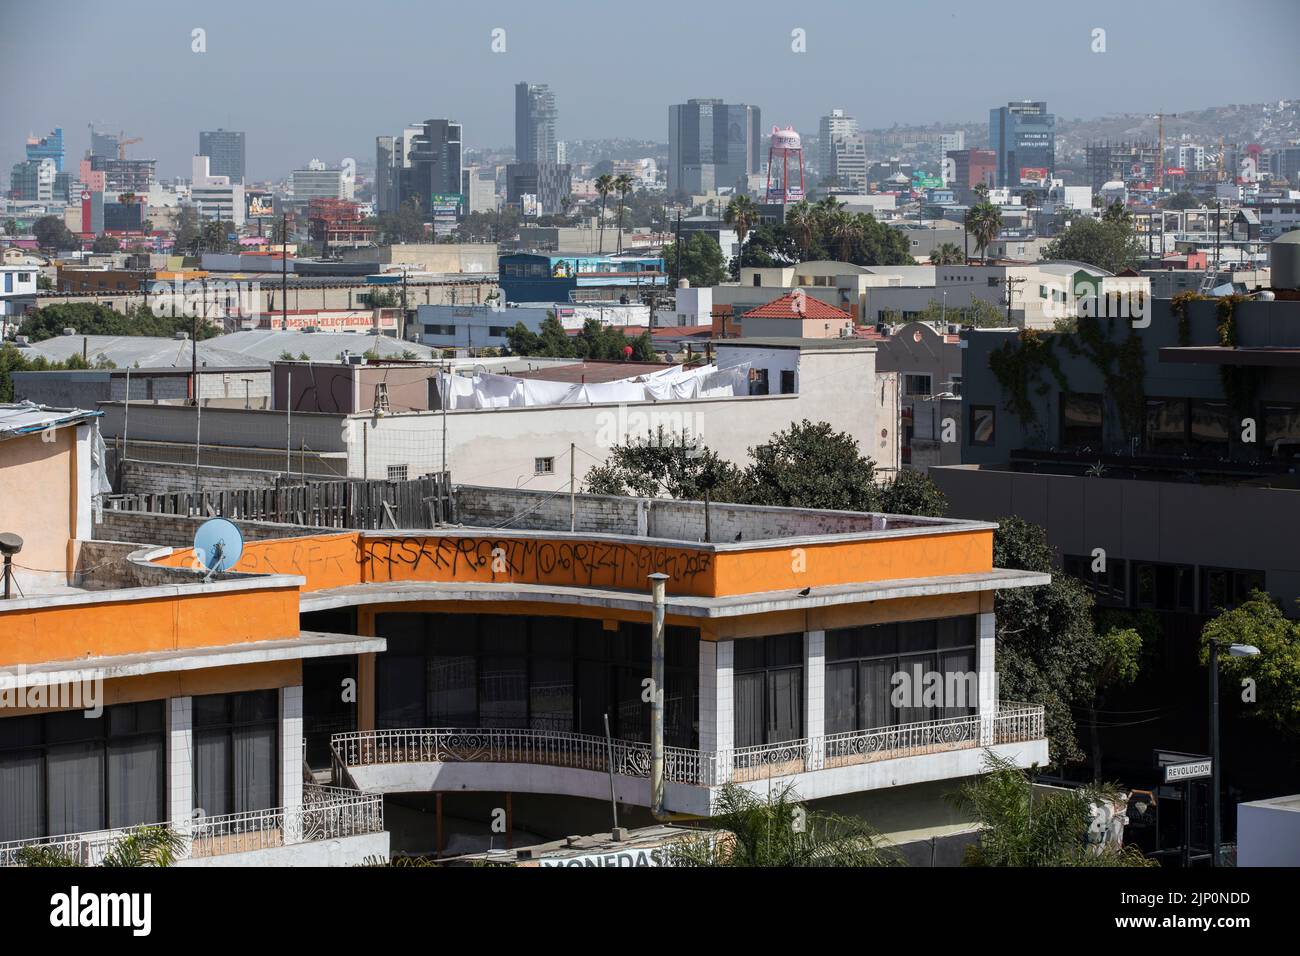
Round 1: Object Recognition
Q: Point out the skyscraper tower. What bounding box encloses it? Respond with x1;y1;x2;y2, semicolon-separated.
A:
515;82;558;164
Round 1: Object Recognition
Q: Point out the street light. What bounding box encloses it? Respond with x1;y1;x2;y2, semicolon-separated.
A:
1208;639;1260;867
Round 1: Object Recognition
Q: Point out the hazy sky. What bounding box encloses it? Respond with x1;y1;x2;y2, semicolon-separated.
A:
4;0;1297;180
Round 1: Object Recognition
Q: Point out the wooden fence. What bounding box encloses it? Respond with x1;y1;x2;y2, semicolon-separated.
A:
103;474;453;530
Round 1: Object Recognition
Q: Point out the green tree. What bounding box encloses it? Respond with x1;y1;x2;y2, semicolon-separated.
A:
992;516;1105;766
877;469;947;517
663;233;726;288
18;303;221;343
732;419;880;512
1199;590;1300;738
1041;216;1145;275
1163;191;1201;210
825;209;862;262
929;242;963;265
914;296;1006;329
584;426;741;500
595;174;615;254
723;194;758;257
666;783;900;867
1085;610;1150;781
92;235;121;254
784;199;817;260
966;192;1002;264
33;215;77;251
613;173;634;254
951;753;1154;867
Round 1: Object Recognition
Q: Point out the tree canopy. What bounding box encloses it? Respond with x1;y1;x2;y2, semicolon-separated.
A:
662;232;727;288
18;303;221;343
737;199;914;270
1200;590;1300;738
506;315;655;362
1041;214;1145;275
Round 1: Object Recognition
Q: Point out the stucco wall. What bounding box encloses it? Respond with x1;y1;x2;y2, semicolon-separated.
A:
0;426;74;590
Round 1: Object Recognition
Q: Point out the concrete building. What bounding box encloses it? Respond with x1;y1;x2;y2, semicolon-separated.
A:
8;159;56;203
0;402;389;865
875;321;964;471
189;155;245;227
198;129;246;182
498;252;665;304
70;477;1049;855
24;127;64;172
668;99;761;197
505;161;572;216
292;161;348;203
515;82;558;165
988;102;1055;188
416;300;650;351
818;110;866;194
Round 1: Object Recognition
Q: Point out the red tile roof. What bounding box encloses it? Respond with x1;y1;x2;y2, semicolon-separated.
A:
744;291;853;320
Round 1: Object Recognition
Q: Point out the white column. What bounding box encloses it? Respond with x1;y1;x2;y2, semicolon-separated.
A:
281;685;304;844
977;611;997;745
804;630;825;771
167;697;193;854
698;640;733;785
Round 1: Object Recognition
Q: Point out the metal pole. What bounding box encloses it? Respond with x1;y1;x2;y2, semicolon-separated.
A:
603;713;619;832
1182;779;1192;868
649;571;668;818
569;442;576;533
286;369;292;475
194;394;201;499
123;367;130;462
1209;639;1221;866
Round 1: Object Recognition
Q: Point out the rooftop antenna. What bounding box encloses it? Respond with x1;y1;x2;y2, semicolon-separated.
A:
192;518;244;583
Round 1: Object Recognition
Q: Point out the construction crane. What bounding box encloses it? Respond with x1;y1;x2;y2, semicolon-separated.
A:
118;132;142;160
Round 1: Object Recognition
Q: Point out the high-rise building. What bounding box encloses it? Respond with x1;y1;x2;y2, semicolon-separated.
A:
9;159;56;202
88;153;156;193
667;99;761;196
88;127;118;159
506;161;572;216
516;82;558;164
938;131;965;165
1085;141;1161;191
198;129;246;182
988;101;1055;187
818;111;866;194
190;155;246;226
292;160;347;203
819;110;857;177
401;119;463;211
25;127;64;173
946;148;997;204
1270;145;1300;186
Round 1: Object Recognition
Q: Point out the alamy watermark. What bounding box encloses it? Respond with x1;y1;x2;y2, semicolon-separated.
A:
1;666;104;717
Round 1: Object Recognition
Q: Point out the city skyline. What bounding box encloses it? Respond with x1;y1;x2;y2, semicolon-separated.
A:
3;0;1297;180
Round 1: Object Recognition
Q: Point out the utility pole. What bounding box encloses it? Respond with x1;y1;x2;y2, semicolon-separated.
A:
281;212;288;332
569;442;576;533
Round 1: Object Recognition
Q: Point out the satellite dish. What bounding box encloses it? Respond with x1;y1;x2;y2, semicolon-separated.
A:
192;518;243;581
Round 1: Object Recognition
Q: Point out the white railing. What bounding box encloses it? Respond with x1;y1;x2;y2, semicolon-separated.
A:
331;702;1046;789
1;785;384;866
0;826;135;867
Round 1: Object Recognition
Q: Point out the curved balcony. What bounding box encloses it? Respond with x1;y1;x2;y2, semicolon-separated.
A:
330;703;1047;814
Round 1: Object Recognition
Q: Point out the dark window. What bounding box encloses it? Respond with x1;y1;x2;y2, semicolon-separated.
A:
1200;567;1265;615
749;368;769;396
1145;397;1188;455
733;634;803;748
904;374;933;397
969;405;995;445
372;613;698;748
1188;400;1231;457
825;617;977;733
1262;403;1300;459
0;702;165;843
192;691;279;818
1060;393;1103;449
1063;554;1128;607
780;370;795;394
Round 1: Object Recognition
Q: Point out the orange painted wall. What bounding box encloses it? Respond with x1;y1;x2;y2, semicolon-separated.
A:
0;586;301;667
711;529;993;596
151;528;993;600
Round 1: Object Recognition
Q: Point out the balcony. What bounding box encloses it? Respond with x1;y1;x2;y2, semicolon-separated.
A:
329;703;1046;814
0;784;385;868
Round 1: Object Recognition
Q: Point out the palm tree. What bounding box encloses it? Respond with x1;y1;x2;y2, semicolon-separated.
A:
967;201;1002;264
826;209;862;262
929;242;963;265
594;174;614;254
723;194;758;261
665;783;900;867
785;199;816;260
613;174;634;254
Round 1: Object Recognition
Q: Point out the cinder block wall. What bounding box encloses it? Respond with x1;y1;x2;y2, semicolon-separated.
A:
94;510;321;550
117;459;286;495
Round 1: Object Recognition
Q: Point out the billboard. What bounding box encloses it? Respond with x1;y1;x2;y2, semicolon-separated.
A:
429;192;464;216
1165;167;1186;177
1019;167;1049;185
247;193;273;218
